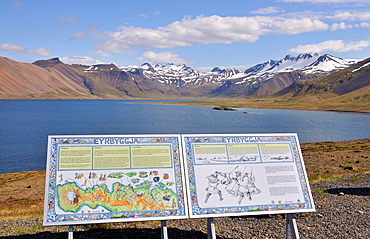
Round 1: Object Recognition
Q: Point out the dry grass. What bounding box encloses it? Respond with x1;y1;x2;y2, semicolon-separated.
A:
301;138;370;182
0;171;45;219
0;139;369;220
162;98;370;114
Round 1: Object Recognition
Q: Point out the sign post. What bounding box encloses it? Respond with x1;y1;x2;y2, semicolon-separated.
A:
182;133;315;237
207;218;216;239
161;220;168;239
68;225;73;239
44;133;314;238
44;135;188;226
286;213;300;239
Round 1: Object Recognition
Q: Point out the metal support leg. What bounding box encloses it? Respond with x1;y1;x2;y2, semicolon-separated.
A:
286;214;300;239
207;218;216;239
68;225;73;239
161;220;168;239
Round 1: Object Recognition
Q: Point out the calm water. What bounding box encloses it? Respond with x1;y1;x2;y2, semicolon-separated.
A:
0;99;369;174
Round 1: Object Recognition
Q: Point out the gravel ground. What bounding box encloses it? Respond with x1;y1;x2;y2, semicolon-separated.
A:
0;173;369;239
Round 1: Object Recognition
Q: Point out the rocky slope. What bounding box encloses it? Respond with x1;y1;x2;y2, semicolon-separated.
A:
275;57;370;107
0;53;361;99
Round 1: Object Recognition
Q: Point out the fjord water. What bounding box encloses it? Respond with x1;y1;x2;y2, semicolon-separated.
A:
0;99;369;174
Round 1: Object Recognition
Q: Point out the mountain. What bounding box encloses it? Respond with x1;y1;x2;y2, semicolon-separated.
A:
275;57;370;98
244;53;356;74
0;53;363;99
273;57;370;113
121;53;356;97
207;53;357;97
0;57;91;97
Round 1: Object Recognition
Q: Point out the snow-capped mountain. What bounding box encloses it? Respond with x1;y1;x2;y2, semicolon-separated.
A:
228;53;359;92
1;53;366;99
244;53;357;74
120;53;358;96
123;63;242;86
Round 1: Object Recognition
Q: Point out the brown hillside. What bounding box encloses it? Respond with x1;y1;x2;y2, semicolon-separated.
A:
0;57;91;97
253;71;320;97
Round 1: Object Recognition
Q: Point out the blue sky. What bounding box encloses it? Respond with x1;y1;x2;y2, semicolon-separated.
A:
1;0;370;71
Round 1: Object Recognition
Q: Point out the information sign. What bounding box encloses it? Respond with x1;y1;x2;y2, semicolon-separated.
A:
182;133;315;218
44;135;188;226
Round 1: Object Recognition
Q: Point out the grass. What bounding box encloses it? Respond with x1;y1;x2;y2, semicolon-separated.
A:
0;139;368;222
344;176;364;182
301;139;370;182
159;98;370;114
0;171;45;219
13;222;44;235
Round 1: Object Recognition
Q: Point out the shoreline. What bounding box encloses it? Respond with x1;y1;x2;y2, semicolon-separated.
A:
1;97;369;114
152;100;370;115
1;138;369;176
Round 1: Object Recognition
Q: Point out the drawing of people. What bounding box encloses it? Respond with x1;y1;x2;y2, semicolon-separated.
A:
216;166;241;196
237;171;261;204
82;180;87;186
204;173;223;203
225;170;242;196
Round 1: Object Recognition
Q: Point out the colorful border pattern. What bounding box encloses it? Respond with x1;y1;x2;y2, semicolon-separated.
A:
44;135;187;225
183;134;315;217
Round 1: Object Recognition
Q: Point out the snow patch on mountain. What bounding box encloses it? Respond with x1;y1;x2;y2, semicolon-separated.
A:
352;61;370;72
120;53;358;89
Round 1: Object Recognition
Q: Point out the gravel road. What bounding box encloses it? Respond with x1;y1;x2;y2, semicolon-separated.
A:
0;173;369;239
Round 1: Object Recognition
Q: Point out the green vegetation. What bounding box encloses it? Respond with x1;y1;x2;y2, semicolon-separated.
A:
0;139;368;220
161;96;370;114
344;176;364;182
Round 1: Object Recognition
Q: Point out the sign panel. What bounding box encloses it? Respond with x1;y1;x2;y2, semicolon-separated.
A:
44;135;188;226
182;134;315;218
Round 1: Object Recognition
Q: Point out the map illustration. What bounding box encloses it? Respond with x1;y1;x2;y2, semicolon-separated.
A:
57;170;178;213
44;135;188;226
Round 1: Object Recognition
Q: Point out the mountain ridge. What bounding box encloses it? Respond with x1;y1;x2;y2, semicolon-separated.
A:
0;54;367;108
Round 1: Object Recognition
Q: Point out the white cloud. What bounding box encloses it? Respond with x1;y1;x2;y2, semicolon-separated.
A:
329;11;370;21
59;16;78;23
27;47;51;57
0;43;26;52
60;56;105;65
137;51;193;64
270;17;329;34
288;39;370;53
95;50;112;57
356;22;370;27
330;22;353;30
89;25;100;33
0;44;51;56
251;6;285;14
97;15;329;53
138;13;148;18
69;32;86;41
